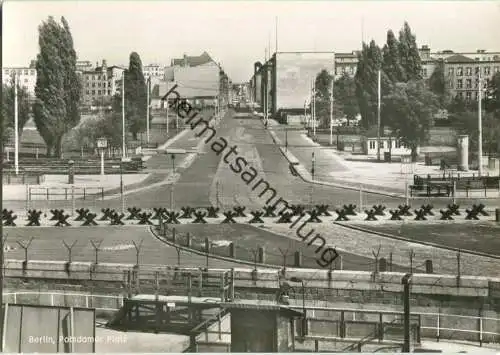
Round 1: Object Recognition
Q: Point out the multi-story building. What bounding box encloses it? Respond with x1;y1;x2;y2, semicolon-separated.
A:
76;60;94;72
2;67;37;99
444;54;500;101
143;63;164;79
81;59;125;106
334;51;359;79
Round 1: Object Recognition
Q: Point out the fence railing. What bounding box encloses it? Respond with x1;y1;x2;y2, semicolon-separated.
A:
2;291;498;346
28;186;104;201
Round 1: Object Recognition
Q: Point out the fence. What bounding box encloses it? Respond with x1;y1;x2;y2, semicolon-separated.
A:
28;186;104;201
2;291;499;346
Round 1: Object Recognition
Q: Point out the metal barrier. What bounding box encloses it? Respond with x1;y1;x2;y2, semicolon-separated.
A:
28;186;104;200
2;291;499;345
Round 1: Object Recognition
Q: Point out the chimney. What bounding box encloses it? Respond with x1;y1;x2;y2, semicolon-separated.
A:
102;59;107;70
183;54;188;67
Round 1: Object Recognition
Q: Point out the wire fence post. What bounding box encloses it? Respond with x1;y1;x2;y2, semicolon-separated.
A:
90;240;103;265
408;250;415;274
132;239;144;266
456;249;461;286
372;245;381;274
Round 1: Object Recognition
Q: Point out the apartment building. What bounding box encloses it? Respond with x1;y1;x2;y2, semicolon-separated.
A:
2;67;37;99
81;59;125;106
334;51;359;79
444;54;500;101
143;63;164;79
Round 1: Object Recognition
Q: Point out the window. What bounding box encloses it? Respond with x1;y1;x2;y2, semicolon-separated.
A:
30;70;35;75
485;67;490;75
380;141;384;149
448;68;454;76
395;140;401;149
92;83;95;88
98;90;101;95
457;67;463;76
466;67;472;76
475;79;479;88
484;80;488;89
24;78;28;83
92;90;95;95
86;90;90;94
369;141;375;149
108;82;112;87
108;90;111;95
449;80;454;89
98;82;101;87
475;67;480;75
466;79;472;88
466;91;472;101
457;79;463;89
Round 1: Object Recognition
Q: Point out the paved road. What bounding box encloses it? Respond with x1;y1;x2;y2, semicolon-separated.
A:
4;109;498;212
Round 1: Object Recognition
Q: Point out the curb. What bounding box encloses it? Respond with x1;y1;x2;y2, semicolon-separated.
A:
333;222;500;260
269;127;500;200
269;128;402;198
149;225;281;270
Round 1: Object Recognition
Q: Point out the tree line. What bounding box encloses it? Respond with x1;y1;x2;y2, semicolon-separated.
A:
314;21;500;159
2;16;150;158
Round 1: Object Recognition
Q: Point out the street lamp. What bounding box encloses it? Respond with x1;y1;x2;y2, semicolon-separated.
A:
290;277;307;338
120;157;131;214
402;273;413;353
97;137;108;177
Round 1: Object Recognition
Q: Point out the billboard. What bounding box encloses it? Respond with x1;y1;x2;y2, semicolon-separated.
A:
275;52;335;111
172;62;219;98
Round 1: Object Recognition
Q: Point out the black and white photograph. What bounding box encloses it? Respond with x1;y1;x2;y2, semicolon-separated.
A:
1;0;500;353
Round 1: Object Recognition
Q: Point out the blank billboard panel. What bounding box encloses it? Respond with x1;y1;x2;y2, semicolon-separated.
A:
2;304;95;353
275;52;335;111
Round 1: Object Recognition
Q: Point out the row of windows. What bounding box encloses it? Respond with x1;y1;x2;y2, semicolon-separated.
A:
453;78;489;89
4;69;36;76
368;140;404;149
335;66;356;75
457;91;485;101
86;82;112;88
449;66;499;76
85;90;112;96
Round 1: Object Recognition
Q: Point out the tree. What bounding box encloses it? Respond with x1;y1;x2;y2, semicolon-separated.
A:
2;79;31;139
398;22;422;81
485;71;500;114
32;16;81;157
383;80;439;160
124;52;148;140
428;59;450;107
382;30;405;83
314;69;336;127
355;40;387;129
333;73;359;123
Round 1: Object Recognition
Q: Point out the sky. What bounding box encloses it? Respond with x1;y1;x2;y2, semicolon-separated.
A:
3;1;500;83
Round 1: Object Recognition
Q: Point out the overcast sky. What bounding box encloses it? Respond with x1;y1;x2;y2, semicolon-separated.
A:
3;1;500;82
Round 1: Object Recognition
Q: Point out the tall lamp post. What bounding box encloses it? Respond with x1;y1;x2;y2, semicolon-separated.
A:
478;73;483;176
14;71;19;175
120;156;131;214
97;137;107;177
122;73;126;159
146;76;151;145
290;277;307;338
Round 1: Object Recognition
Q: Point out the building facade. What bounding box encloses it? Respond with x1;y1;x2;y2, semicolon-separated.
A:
443;53;500;101
334;51;359;79
364;137;416;157
2;67;37;99
143;64;164;79
81;60;125;106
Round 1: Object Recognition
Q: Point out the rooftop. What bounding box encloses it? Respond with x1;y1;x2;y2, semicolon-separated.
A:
171;51;214;67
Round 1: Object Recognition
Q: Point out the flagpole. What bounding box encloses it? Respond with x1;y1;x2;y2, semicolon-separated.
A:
122;73;126;158
146;77;150;144
14;72;19;175
377;69;381;162
478;73;483;176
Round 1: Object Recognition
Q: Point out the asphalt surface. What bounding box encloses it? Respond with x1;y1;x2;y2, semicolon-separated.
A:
4;109;499;211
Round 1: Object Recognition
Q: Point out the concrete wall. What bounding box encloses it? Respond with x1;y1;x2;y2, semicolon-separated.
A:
195;312;231;352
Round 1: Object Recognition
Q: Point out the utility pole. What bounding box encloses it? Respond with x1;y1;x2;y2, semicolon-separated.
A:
478;73;483;176
14;71;19;175
377;69;381;162
146;76;150;144
122;73;126;158
329;77;334;146
313;79;316;138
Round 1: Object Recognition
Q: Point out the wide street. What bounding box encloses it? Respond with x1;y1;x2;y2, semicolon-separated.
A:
4;109;499;213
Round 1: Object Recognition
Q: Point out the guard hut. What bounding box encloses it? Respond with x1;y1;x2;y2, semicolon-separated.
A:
220;303;303;352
